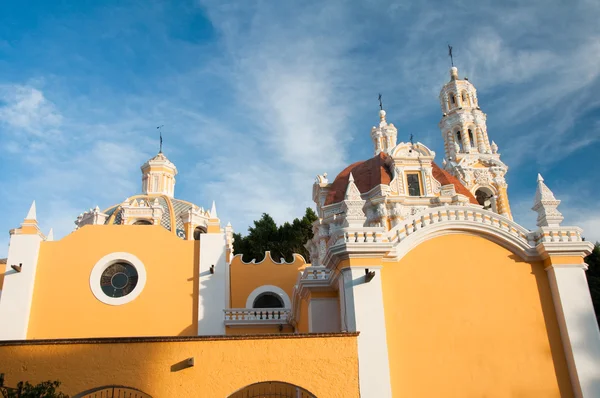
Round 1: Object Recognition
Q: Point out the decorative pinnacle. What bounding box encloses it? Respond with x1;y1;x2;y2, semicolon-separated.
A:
46;228;54;241
25;200;37;221
210;201;218;219
348;172;355;183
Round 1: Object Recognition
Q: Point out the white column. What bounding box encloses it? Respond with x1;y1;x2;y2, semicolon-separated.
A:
546;264;600;398
197;232;228;335
0;233;44;340
341;266;392;397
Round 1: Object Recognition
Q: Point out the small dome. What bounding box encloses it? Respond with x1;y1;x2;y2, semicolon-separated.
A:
103;195;203;239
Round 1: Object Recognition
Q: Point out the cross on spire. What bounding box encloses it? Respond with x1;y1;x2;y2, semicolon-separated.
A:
378;93;383;111
448;44;454;67
157;125;164;153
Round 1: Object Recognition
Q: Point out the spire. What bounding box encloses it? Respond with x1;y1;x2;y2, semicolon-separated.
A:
532;174;563;227
345;172;362;201
46;228;54;241
210;201;218;219
25;200;36;221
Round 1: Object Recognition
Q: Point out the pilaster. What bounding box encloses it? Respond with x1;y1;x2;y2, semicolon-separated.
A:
340;266;392;397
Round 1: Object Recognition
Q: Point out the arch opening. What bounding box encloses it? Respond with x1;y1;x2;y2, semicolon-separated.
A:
455;131;464;153
193;225;207;240
132;219;152;225
253;292;285;308
468;129;475;148
475;187;497;212
228;381;317;398
74;385;152;398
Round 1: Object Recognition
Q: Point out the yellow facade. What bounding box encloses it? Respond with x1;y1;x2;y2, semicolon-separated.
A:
28;225;198;339
382;234;572;397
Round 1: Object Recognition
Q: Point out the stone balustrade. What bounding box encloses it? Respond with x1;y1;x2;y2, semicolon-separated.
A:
301;266;331;281
224;308;291;326
390;206;532;245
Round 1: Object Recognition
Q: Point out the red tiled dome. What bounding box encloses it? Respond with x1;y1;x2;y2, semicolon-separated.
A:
324;153;477;205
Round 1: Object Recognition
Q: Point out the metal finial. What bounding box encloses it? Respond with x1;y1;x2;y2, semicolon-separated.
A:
378;93;383;111
410;134;414;145
157;125;164;153
448;44;454;67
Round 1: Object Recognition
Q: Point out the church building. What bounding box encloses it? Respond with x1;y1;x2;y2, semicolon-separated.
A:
0;66;599;397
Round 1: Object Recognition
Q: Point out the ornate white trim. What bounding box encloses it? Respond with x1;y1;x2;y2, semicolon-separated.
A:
89;252;147;306
245;285;291;309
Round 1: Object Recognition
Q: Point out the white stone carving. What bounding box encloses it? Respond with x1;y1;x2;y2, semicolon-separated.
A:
75;206;109;229
532;174;564;227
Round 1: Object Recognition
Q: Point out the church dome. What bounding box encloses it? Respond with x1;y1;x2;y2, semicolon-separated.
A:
324;152;477;205
102;195;210;239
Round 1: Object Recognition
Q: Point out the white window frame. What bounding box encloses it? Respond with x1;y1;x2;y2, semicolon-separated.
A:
245;285;291;309
90;252;147;306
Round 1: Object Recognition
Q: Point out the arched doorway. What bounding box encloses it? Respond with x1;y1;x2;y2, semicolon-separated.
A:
228;381;316;398
74;385;152;398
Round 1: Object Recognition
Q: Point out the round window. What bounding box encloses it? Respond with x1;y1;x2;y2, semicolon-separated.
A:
100;262;139;298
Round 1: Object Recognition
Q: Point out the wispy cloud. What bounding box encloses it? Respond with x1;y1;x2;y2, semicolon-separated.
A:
0;0;599;258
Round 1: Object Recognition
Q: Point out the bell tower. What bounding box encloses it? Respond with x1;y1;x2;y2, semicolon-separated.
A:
438;66;512;219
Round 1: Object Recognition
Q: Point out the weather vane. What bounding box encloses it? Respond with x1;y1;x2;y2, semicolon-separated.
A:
378;93;383;111
410;133;414;145
448;44;454;67
157;125;164;153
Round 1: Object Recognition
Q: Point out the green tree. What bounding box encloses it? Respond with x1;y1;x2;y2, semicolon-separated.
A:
0;375;68;398
585;242;600;327
233;208;318;263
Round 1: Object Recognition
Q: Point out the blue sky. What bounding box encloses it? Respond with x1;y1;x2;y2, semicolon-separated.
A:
0;0;599;257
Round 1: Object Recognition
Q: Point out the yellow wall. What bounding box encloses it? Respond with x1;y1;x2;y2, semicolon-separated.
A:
229;253;306;308
0;334;359;397
28;225;198;339
382;234;572;398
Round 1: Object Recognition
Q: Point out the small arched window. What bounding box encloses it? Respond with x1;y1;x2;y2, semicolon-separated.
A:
450;94;456;104
253;292;284;309
468;129;475;147
132;219;152;225
475;187;496;212
455;131;464;153
461;91;468;104
193;226;207;240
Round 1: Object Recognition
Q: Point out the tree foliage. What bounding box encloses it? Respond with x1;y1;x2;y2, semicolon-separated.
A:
233;208;318;263
585;242;600;327
0;376;68;398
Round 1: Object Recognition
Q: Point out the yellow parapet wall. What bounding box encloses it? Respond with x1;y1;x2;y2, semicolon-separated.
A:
382;233;572;397
0;333;360;397
28;225;198;339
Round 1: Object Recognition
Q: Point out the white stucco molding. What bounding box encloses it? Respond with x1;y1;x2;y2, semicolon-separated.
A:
245;285;291;309
89;252;147;306
387;206;538;261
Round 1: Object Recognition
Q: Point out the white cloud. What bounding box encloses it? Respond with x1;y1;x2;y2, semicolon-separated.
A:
0;84;62;136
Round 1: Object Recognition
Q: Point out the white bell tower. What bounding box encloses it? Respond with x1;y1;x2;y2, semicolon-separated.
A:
438;66;512;219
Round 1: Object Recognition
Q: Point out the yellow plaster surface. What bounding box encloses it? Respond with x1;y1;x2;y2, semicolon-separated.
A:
382;233;572;397
229;254;306;308
28;225;198;339
0;335;359;397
